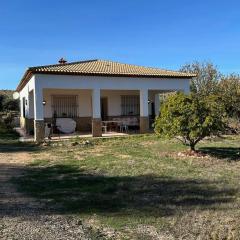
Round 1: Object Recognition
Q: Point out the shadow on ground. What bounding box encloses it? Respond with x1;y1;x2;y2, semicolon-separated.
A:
2;163;236;218
199;147;240;161
0;136;39;154
0;142;39;153
0;127;39;153
0;126;239;219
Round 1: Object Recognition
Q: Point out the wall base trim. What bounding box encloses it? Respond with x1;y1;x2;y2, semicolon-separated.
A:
140;116;149;133
34;120;45;142
92;118;102;137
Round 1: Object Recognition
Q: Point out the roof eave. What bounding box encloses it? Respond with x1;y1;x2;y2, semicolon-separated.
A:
16;69;33;92
33;70;196;78
16;70;195;92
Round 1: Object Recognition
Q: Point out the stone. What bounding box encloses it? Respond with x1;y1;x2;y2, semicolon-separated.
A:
34;120;45;143
140;116;149;133
71;142;79;146
92;118;102;137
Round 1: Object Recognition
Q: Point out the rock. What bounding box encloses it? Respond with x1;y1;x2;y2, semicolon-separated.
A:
71;141;79;146
42;142;49;147
83;140;93;146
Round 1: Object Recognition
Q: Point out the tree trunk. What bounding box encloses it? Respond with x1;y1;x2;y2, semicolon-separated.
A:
190;143;195;151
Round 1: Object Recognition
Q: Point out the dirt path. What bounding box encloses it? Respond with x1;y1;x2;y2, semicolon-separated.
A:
0;150;92;240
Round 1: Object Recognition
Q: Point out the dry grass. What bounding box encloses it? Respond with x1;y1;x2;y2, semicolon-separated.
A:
7;133;240;239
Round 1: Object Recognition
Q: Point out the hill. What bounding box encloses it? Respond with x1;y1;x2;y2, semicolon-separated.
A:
0;90;14;99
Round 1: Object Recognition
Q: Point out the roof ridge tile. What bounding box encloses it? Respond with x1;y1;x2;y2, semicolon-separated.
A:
29;59;99;70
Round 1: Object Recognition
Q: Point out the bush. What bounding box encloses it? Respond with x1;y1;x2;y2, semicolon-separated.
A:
219;74;240;120
2;112;15;128
0;93;19;112
154;92;226;151
225;118;240;134
3;98;19;112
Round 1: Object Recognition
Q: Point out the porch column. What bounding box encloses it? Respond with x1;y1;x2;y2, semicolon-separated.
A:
140;89;149;133
92;88;102;137
33;87;45;142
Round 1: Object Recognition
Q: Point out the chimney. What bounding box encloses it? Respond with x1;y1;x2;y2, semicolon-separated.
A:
58;57;67;64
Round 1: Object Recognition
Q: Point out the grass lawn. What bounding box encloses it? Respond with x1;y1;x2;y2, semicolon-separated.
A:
2;125;240;239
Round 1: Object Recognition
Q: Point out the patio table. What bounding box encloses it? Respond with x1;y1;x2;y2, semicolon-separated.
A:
102;120;123;132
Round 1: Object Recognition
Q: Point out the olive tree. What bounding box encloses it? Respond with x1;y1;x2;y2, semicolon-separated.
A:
180;62;221;97
154;92;226;151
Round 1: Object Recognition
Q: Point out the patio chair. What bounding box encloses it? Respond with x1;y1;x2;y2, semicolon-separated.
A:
119;118;129;133
44;123;53;139
113;117;128;133
102;122;107;133
119;123;128;133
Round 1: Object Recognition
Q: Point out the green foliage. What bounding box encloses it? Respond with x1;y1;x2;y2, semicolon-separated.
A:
3;112;15;128
180;61;240;133
180;62;221;97
0;95;4;111
219;74;240;119
0;120;19;142
154;92;226;150
3;98;19;111
0;90;19;112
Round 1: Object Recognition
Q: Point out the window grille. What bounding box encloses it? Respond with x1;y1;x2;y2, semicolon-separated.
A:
121;95;140;116
52;95;78;118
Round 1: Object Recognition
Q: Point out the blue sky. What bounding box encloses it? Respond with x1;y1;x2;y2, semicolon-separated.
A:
0;0;240;90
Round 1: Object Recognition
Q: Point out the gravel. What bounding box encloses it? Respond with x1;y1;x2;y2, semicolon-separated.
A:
1;215;91;240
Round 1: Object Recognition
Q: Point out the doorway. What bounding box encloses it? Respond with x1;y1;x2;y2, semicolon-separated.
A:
101;97;108;120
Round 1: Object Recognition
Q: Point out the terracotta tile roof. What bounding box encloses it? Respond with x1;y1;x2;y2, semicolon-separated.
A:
31;59;195;77
17;59;195;91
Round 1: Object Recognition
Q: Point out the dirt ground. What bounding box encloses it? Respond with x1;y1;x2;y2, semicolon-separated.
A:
0;150;92;240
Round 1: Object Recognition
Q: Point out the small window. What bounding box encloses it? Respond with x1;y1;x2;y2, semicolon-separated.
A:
52;95;78;118
121;95;140;116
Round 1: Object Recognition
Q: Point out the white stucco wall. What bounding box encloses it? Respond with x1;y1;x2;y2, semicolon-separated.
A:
101;90;139;116
35;74;190;92
19;76;35;118
43;89;92;118
19;74;191;119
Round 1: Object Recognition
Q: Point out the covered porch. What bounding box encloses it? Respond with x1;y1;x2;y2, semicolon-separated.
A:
21;88;170;142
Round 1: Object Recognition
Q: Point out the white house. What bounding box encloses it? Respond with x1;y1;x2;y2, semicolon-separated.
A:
16;59;195;142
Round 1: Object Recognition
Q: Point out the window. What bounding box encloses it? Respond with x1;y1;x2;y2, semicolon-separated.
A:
121;95;140;116
52;95;78;118
22;97;26;118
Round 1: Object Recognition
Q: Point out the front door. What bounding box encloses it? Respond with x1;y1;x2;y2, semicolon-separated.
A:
101;97;108;120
